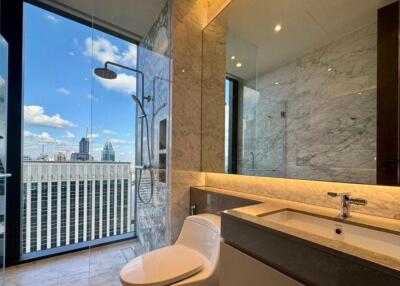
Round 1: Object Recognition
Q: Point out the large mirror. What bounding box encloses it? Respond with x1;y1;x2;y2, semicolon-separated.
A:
202;0;400;185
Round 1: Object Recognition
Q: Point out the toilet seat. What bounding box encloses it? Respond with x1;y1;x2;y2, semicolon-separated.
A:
120;244;206;286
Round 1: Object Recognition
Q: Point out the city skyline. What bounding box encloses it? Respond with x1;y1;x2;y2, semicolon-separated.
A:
24;137;126;163
23;3;137;162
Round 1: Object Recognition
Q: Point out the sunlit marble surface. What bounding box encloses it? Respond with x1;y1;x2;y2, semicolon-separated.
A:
170;0;208;242
201;16;226;173
4;240;143;286
205;172;400;220
226;201;400;274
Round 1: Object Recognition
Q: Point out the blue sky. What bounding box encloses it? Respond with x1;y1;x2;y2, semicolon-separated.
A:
23;3;137;162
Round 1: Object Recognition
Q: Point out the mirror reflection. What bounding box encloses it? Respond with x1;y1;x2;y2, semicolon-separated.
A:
202;0;398;185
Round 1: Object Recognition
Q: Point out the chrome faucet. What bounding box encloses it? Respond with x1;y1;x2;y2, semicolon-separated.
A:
327;192;368;219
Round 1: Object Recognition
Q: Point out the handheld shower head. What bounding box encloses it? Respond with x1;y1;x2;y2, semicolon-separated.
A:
131;95;147;117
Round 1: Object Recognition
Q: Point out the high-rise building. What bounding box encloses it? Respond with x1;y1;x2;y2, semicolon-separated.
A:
71;137;92;161
101;141;115;162
22;161;132;254
54;152;66;161
79;137;89;154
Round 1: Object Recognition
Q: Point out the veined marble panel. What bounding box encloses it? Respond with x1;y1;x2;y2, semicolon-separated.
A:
242;23;377;184
170;0;207;243
136;2;171;252
201;16;226;173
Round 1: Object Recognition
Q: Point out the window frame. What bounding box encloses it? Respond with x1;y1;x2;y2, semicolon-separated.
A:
1;0;139;266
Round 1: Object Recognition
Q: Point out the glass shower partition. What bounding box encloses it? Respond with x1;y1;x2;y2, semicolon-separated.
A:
0;34;9;285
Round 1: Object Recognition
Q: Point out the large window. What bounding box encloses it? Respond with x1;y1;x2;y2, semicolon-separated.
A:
22;2;137;258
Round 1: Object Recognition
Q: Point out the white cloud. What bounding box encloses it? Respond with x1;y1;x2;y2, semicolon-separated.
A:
84;37;120;64
83;37;137;94
102;129;116;135
24;130;60;144
24;105;76;128
37;132;59;143
84;37;137;66
121;45;137;66
24;130;34;137
64;131;75;139
45;13;60;23
87;94;99;101
0;76;5;89
57;87;71;96
96;72;136;94
69;51;75;56
110;138;128;145
88;133;99;143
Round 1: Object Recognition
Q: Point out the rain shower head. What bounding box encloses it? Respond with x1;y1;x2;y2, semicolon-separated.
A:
94;67;117;79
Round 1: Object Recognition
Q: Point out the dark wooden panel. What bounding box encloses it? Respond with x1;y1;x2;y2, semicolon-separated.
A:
190;187;261;215
377;2;399;185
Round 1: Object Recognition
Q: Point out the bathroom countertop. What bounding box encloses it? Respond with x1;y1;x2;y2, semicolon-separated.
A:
192;186;400;278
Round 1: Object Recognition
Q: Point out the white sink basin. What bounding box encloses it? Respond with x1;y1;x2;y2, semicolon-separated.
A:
260;210;400;260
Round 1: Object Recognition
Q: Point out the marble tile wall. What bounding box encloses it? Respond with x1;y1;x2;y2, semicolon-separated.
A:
205;172;400;220
136;2;171;252
170;0;207;242
245;23;377;184
201;16;226;173
207;0;232;23
238;86;287;178
169;0;231;243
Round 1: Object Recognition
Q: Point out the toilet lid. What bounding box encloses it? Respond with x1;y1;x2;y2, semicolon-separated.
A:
120;244;205;286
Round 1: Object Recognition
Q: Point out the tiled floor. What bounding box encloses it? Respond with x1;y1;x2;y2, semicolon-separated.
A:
4;239;144;286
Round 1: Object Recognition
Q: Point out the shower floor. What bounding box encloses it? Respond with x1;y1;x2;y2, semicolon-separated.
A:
4;239;144;286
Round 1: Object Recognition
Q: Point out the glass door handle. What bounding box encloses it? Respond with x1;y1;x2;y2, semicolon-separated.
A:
0;173;11;178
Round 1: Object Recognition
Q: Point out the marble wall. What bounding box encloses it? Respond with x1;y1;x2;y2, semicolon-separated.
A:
205;172;400;220
243;23;377;184
170;0;207;242
169;0;232;243
201;16;226;173
238;86;287;178
207;0;232;23
136;2;171;251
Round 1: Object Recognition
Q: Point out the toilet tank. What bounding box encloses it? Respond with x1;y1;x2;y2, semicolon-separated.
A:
176;214;221;266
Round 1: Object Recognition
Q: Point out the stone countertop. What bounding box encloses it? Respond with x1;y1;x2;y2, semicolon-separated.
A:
193;186;400;276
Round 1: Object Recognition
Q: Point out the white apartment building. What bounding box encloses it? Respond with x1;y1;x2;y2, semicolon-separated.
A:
22;161;132;254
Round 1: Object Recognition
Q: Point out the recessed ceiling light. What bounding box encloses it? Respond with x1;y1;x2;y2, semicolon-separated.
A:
181;69;185;73
231;56;236;60
236;62;242;68
357;92;362;95
327;67;333;72
274;82;280;85
274;24;282;32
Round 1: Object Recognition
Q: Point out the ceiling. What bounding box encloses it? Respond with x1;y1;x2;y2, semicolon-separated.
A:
38;0;167;42
213;0;396;80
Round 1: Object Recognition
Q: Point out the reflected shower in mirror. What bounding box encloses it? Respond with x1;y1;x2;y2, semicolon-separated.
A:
202;0;400;185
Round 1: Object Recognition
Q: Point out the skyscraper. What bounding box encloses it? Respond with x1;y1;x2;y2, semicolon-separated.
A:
79;137;89;154
71;137;92;161
102;141;115;162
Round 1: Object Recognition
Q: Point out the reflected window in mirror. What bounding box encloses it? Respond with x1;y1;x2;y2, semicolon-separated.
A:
225;78;238;174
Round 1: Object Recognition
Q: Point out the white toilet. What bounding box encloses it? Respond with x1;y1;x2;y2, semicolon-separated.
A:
120;214;221;286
